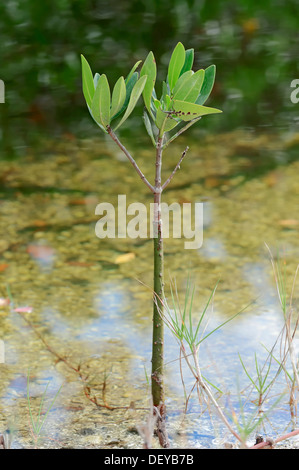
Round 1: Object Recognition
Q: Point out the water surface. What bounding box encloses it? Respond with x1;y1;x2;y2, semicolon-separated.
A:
0;129;299;448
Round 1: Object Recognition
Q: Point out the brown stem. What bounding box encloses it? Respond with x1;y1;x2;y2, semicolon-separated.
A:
250;428;299;448
107;126;155;193
162;146;189;191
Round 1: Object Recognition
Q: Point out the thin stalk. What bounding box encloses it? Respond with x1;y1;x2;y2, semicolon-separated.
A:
106;126;155;193
179;342;244;445
106;126;192;447
162;146;189;191
151;135;165;408
163;117;201;150
151;135;170;448
191;345;244;445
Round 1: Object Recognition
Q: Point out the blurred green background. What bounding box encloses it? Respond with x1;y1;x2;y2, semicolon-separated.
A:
0;0;298;156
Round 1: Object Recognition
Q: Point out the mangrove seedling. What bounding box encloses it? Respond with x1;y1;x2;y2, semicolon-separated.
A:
81;42;222;446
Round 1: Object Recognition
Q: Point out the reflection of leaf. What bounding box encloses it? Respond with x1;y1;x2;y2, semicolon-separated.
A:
278;219;299;228
0;297;10;307
13;306;33;313
114;252;136;264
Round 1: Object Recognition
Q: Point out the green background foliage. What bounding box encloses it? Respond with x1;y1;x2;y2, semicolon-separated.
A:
0;0;298;155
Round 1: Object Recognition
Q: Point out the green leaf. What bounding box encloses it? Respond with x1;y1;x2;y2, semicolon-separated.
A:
87;105;106;132
179;48;194;76
140;51;156;116
167;42;185;91
173;69;204;103
112;72;138;120
114;75;147;130
111;76;126;118
91;74;111;130
172;71;193;98
143;110;156;146
195;65;216;105
81;54;95;108
153;98;161;110
125;60;142;83
165;94;172;110
155;107;179;133
172;99;222;120
93;73;100;88
159;82;168;109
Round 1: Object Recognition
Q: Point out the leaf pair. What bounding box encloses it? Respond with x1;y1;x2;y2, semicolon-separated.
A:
81;55;147;132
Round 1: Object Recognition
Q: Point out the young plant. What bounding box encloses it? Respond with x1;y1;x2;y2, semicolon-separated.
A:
27;370;63;448
265;244;299;420
81;43;222;445
238;352;276;410
157;278;251;446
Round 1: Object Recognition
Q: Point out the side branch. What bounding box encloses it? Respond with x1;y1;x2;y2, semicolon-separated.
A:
162;146;189;191
107;126;155;193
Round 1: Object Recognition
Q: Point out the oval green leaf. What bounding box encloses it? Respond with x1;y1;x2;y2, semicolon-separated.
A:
155;107;179;133
112;72;138;120
167;42;185;91
87;104;106;133
172;71;193;98
140;51;156;117
114;75;147;130
195;65;216;105
172;99;222;120
93;73;100;88
143;110;156;146
179;48;194;76
125;60;142;83
111;76;126;119
81;54;95;108
174;69;204;103
91;74;111;130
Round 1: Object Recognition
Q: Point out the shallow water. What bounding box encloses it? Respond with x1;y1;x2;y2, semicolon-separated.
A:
0;129;299;448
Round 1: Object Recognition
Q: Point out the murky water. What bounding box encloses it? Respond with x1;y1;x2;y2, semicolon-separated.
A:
0;130;299;448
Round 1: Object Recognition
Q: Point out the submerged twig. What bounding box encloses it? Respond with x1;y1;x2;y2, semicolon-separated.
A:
13;308;147;413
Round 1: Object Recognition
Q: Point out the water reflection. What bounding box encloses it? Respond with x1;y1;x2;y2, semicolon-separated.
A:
27;241;56;272
0;129;299;447
200;237;227;261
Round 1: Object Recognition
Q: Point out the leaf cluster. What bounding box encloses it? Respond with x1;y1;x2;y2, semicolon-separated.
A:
81;42;221;140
